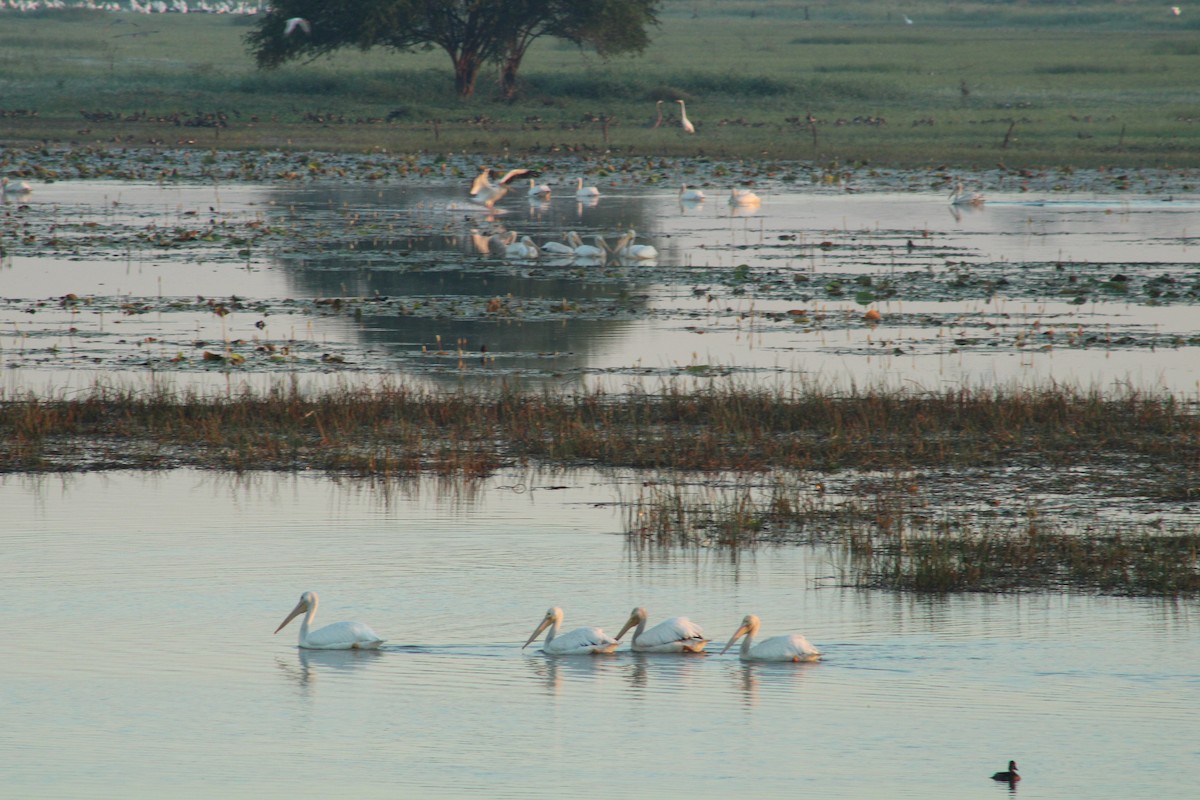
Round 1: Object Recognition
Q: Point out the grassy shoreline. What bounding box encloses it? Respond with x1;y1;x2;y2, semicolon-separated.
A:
2;3;1200;167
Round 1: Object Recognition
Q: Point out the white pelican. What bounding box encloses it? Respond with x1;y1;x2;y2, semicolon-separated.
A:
679;184;705;202
274;591;384;650
677;99;696;134
541;233;576;255
527;177;551;199
575;177;600;199
283;16;310;35
615;607;709;653
729;188;762;206
523;607;619;655
613;229;658;260
949;182;985;207
568;231;609;260
720;614;821;662
470;167;534;207
505;235;539;259
1;177;32;200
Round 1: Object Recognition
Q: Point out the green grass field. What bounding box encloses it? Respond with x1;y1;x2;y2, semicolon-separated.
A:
1;1;1199;165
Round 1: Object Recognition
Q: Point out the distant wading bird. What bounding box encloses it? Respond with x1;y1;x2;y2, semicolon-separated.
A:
677;99;695;134
274;591;385;650
720;614;821;662
615;607;709;652
523;607;619;655
648;99;664;128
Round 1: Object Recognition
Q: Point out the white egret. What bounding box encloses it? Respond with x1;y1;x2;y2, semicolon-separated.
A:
283;16;310;35
575;177;600;199
274;591;384;650
677;99;696;134
523;607;619;655
720;614;821;662
615;607;709;653
527;177;551;199
949;182;985;207
470;167;535;207
679;184;705;202
729;188;762;206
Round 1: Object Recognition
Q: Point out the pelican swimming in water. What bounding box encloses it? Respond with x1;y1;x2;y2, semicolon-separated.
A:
274;591;385;650
949;182;985;207
542;232;573;255
1;177;32;201
679;184;705;203
575;177;601;199
567;231;610;261
615;607;709;653
721;614;821;662
527;177;551;199
612;229;658;260
523;607;619;655
729;187;762;206
505;235;540;259
470;167;535;208
677;99;696;134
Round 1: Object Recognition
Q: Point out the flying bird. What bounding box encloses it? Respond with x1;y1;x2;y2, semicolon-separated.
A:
284;17;310;36
470;167;535;207
274;591;384;650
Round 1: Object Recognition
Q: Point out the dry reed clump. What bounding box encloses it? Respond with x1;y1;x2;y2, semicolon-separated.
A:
0;382;1196;476
622;473;1200;597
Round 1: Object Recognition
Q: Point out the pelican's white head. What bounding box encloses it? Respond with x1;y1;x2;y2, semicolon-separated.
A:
275;591;318;634
523;606;564;649
720;613;761;654
615;606;649;641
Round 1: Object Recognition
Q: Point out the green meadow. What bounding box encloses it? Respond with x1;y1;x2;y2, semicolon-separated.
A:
1;0;1198;165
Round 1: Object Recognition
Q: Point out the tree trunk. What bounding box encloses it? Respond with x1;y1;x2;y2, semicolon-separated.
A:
452;52;483;98
499;39;531;101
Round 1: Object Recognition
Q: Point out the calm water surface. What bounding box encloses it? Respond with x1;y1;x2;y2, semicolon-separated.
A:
5;471;1198;798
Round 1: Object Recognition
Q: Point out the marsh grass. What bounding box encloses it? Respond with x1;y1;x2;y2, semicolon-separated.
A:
624;472;1200;596
2;380;1195;475
1;2;1199;165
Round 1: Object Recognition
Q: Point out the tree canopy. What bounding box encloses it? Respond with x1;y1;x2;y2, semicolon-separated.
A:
245;0;660;99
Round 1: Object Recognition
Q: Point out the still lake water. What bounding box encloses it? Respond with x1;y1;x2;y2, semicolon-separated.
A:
5;470;1198;798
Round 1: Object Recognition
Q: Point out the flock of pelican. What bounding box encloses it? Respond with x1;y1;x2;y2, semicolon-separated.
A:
276;592;822;662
